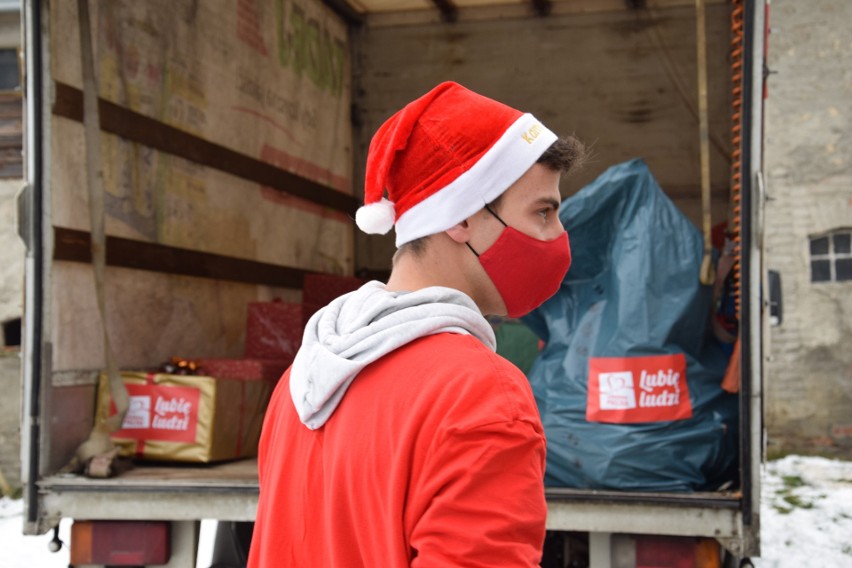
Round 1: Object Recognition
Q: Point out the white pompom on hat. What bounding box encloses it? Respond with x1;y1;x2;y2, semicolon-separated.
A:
354;197;396;235
358;81;557;247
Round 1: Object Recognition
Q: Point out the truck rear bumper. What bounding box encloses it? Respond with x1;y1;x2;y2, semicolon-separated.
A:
36;460;260;532
546;488;742;537
37;459;747;543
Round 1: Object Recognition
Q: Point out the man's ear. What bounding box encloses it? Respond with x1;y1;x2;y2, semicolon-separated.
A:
445;218;471;244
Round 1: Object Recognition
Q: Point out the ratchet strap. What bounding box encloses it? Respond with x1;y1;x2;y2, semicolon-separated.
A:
67;0;130;476
696;0;716;286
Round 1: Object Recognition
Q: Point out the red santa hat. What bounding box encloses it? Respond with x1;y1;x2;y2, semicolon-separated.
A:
357;81;557;246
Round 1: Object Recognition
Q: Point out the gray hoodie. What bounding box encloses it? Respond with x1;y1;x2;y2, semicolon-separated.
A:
289;281;496;430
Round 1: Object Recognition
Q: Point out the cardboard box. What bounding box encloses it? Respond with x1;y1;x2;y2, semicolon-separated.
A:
197;358;291;382
244;300;303;360
302;273;366;326
95;370;275;463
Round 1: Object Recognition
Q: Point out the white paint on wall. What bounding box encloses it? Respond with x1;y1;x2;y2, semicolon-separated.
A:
0;179;25;330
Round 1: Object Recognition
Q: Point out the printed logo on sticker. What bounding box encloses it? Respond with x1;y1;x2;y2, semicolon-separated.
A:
111;383;201;443
598;371;636;410
587;354;692;423
122;396;152;429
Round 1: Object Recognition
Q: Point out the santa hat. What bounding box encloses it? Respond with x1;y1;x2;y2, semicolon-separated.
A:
357;81;557;247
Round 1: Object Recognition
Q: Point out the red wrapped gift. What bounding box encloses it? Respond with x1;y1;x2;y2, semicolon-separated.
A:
198;358;292;382
302;273;367;326
244;300;303;360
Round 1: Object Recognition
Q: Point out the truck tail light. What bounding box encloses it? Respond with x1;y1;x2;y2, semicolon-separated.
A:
635;535;721;568
70;520;170;565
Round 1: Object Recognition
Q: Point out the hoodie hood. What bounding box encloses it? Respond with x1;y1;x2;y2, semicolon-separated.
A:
290;281;495;430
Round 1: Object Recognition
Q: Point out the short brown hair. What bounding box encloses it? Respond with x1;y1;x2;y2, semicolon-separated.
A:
393;234;430;265
537;135;586;174
489;136;585;213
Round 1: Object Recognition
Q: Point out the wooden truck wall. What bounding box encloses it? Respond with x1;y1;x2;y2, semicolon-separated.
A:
43;0;352;469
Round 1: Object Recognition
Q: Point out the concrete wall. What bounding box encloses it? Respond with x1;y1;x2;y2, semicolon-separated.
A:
0;8;22;492
0;142;23;496
764;0;852;457
0;179;24;329
0;350;21;491
0;10;19;47
0;144;23;495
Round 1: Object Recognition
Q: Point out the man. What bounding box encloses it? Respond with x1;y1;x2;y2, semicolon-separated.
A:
248;82;584;567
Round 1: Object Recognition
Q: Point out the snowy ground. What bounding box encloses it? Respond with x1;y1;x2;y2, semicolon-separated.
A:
1;455;850;567
0;506;217;568
751;455;852;568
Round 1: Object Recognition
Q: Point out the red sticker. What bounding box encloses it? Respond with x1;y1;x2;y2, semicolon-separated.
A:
587;354;692;423
110;383;201;443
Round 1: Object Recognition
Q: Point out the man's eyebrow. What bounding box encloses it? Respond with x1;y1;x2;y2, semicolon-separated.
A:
535;197;560;210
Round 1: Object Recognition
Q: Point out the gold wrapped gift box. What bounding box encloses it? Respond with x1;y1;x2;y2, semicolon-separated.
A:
95;369;278;463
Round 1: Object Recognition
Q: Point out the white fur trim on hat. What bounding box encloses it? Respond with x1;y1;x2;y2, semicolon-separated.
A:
393;113;557;246
356;197;396;235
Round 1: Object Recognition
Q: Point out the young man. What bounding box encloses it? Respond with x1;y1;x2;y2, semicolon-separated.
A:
248;82;584;567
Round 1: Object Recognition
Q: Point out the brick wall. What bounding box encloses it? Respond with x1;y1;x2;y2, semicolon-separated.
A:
764;0;852;457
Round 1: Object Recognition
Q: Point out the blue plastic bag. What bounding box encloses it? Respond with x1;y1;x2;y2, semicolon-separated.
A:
523;159;738;491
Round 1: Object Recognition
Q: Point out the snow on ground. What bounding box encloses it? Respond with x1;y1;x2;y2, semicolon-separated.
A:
752;455;852;568
0;501;215;568
1;455;850;567
0;499;71;568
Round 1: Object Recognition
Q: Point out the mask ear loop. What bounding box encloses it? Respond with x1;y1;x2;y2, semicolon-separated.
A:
484;204;508;227
467;203;508;257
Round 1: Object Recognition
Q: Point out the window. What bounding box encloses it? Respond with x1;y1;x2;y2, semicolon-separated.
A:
810;229;852;283
0;48;21;178
2;317;20;347
0;48;20;92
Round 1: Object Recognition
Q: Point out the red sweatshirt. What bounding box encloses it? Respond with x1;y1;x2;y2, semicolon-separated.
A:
247;332;547;567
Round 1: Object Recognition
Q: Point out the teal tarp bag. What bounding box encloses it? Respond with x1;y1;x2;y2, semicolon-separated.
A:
523;159;738;491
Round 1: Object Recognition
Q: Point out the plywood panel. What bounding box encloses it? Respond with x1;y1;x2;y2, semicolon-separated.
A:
51;0;352;194
49;0;354;276
44;383;97;473
50;116;353;275
50;261;299;372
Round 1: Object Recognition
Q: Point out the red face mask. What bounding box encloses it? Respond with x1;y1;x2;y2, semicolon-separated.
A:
468;206;572;318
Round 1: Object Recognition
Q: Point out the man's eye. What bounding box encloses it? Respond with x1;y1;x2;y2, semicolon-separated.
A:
538;209;550;219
